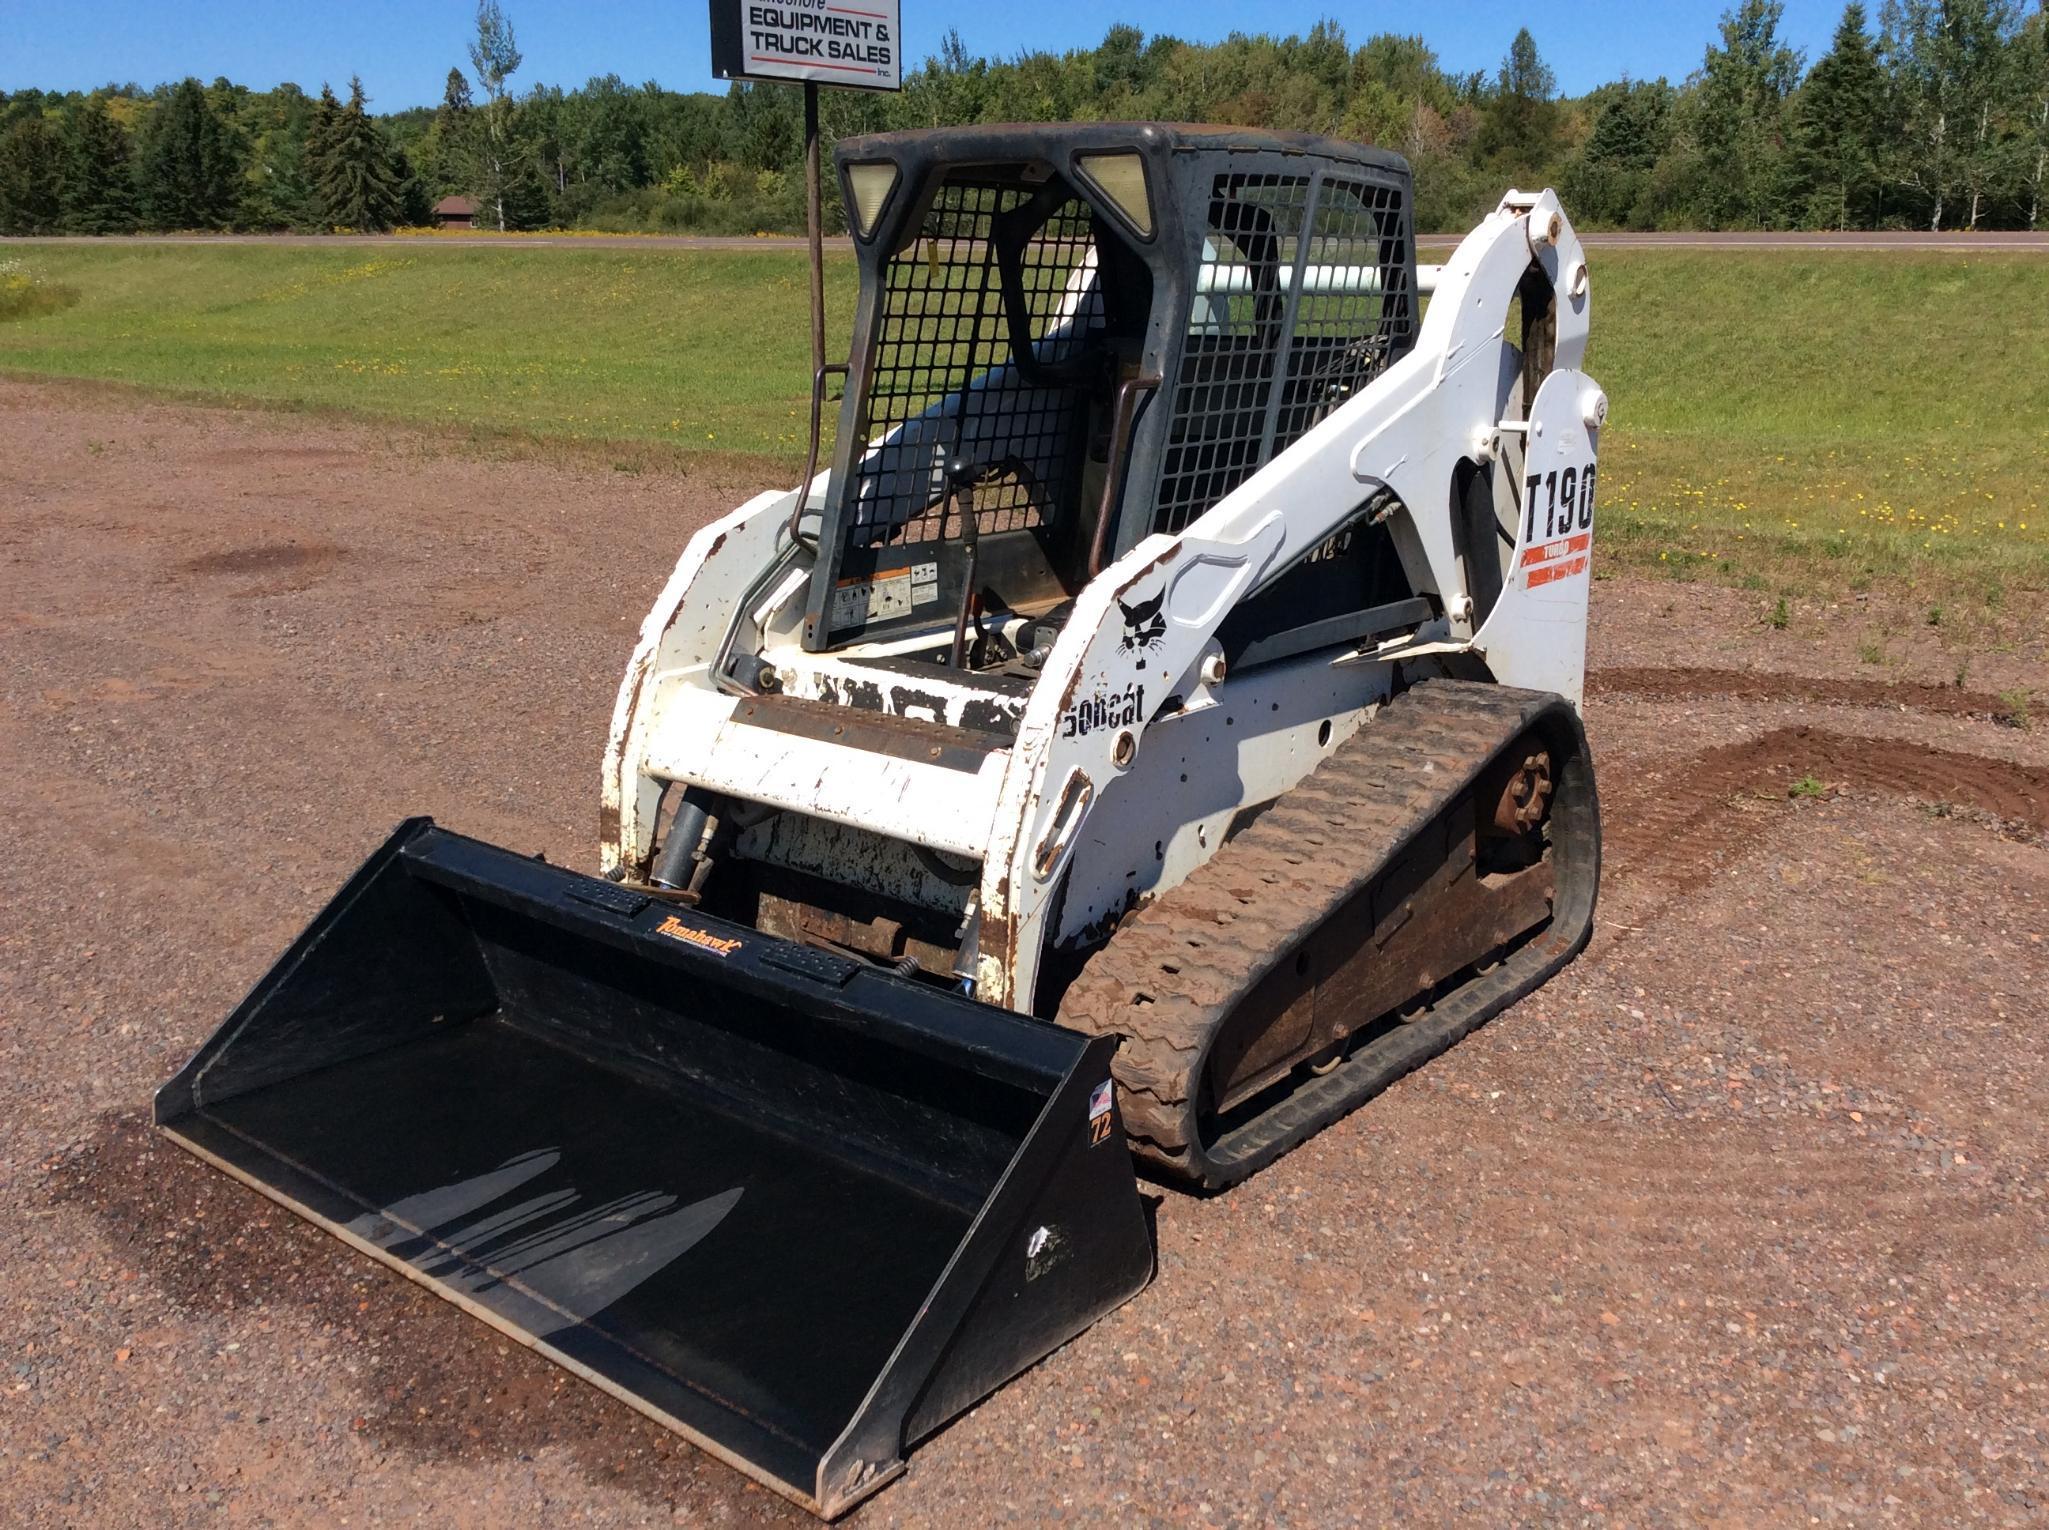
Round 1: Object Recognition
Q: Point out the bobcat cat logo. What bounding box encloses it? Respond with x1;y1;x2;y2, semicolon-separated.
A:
1117;590;1166;667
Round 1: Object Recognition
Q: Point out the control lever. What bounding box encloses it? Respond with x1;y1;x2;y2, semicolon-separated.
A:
944;453;983;670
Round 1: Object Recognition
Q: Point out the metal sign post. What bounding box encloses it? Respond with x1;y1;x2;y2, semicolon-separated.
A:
805;81;824;387
711;2;903;521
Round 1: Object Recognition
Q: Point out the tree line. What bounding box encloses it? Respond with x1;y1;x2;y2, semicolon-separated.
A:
3;0;2044;237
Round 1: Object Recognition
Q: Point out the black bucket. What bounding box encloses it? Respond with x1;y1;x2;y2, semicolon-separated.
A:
156;821;1152;1517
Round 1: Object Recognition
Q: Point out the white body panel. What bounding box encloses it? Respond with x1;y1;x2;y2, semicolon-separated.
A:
1472;367;1603;704
637;686;1006;859
600;485;802;870
1054;652;1394;948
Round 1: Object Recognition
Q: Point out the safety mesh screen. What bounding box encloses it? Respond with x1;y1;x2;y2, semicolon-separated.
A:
1272;179;1414;452
846;181;1102;546
1154;172;1413;534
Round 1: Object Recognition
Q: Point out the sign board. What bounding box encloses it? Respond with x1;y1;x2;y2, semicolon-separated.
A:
710;0;902;92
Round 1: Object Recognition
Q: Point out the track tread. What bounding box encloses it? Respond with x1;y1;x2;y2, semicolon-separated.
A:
1058;680;1599;1188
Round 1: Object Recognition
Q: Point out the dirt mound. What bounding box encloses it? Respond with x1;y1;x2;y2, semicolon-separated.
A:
1592;665;2026;725
1607;725;2049;896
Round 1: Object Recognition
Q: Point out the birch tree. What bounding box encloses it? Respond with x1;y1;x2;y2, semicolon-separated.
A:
468;0;522;232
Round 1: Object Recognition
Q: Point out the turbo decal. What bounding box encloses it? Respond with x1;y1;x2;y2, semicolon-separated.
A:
1520;530;1592;588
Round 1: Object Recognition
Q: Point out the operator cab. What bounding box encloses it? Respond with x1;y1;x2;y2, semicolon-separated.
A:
799;123;1422;681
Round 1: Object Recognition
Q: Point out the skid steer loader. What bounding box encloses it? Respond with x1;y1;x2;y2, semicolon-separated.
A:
159;123;1602;1517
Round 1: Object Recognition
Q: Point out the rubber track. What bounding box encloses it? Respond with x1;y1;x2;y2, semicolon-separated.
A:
1059;680;1598;1189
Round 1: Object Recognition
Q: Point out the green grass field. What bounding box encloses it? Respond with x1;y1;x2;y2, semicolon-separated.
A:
2;242;2044;622
0;244;859;462
1587;252;2049;626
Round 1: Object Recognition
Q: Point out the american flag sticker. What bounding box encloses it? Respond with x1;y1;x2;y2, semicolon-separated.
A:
1088;1080;1114;1146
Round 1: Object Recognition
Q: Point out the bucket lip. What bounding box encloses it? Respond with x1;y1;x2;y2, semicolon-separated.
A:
397;821;1090;1094
159;816;1097;1122
155;1113;860;1516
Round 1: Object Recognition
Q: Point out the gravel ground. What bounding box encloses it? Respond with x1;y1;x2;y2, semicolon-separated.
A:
4;379;2046;1527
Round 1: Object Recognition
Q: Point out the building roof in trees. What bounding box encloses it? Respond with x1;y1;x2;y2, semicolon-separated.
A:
433;195;478;216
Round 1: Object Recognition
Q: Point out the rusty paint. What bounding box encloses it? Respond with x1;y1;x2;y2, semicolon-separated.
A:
612;659;651;751
1031;771;1094;881
959;696;1022;735
809;672;887;714
603;652;657;858
734;694;995;774
978;909;1018;986
888;684;952;725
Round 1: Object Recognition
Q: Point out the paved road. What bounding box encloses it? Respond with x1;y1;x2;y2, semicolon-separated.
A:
1507;229;2049;252
5;229;2047;252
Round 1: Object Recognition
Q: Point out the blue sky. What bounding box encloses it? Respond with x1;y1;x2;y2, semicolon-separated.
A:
6;1;1854;108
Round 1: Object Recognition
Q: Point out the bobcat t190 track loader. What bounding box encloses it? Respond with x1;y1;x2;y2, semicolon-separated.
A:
159;123;1603;1517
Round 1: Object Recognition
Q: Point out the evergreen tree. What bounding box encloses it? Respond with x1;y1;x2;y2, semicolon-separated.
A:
137;78;240;230
1789;3;1888;227
244;127;320;230
437;66;475;123
1566;80;1677;225
423;67;477;197
1476;28;1561;171
390;141;434;226
1687;1;1804;227
237;86;320;231
59;97;139;234
0;112;66;235
314;77;402;231
500;148;553;230
305;84;343;199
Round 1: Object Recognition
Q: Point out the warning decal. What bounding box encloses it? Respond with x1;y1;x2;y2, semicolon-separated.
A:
827;559;937;629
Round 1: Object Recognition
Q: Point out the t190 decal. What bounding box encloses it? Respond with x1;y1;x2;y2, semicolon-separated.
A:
1519;461;1597;589
1524;463;1596;543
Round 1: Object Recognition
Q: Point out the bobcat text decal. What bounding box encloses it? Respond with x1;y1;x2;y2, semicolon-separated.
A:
1061;683;1146;739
